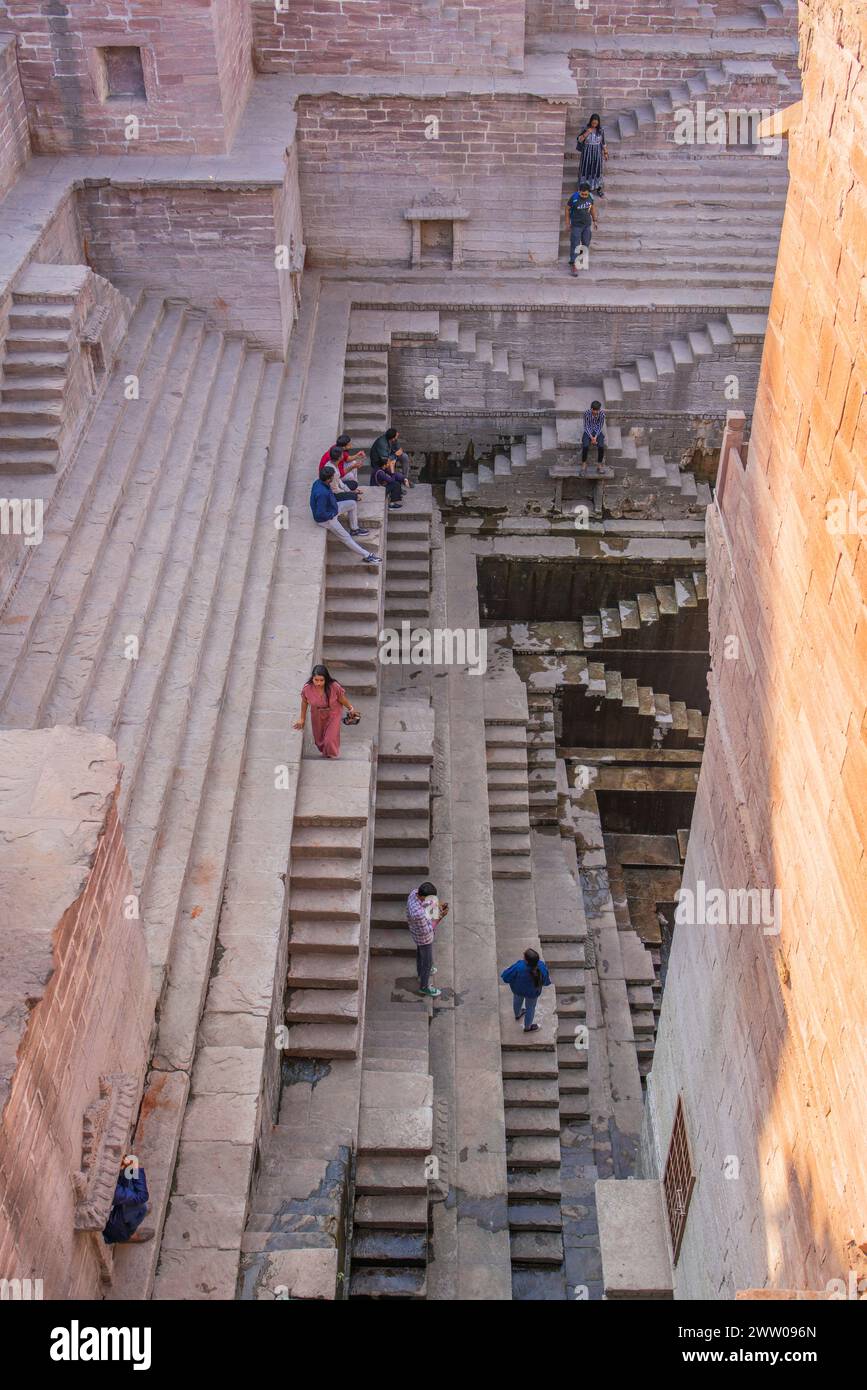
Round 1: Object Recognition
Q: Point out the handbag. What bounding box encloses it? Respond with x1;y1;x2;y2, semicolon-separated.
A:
342;711;361;726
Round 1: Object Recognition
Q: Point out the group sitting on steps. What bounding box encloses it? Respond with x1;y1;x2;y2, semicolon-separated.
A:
309;425;414;563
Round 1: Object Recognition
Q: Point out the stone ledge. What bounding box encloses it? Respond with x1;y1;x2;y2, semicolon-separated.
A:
596;1177;674;1298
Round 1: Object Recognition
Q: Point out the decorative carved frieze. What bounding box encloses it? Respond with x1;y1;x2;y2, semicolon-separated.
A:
72;1073;138;1232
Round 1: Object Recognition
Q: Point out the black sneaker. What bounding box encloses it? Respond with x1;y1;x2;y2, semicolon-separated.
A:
363;553;382;565
350;527;370;537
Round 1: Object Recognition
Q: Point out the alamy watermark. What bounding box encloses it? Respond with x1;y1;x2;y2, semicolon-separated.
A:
675;880;782;935
379;622;487;676
673;102;783;156
0;497;43;546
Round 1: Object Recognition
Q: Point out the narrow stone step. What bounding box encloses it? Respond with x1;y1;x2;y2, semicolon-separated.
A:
370;927;415;956
505;1107;561;1137
502;1050;559;1080
558;1093;591;1121
637;592;660;624
285;990;359;1024
503;1078;560;1108
507;1170;562;1202
655;584;678;615
557;1043;589;1071
282;1022;359;1058
288;886;361;921
508;1201;563;1233
349;1266;426;1299
687;708;706;741
286;953;359;989
510;1229;565;1265
290;856;362;889
354;1195;428;1230
352;1229;427;1264
288;919;361;954
506;1135;561;1169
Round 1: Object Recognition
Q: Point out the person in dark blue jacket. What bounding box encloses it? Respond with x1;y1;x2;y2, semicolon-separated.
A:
501;948;552;1032
102;1157;153;1245
310;468;381;564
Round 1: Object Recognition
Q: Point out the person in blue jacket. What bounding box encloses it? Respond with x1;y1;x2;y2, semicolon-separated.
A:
309;467;381;565
102;1156;153;1245
500;947;552;1033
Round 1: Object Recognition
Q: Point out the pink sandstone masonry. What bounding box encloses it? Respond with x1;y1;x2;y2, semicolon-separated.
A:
644;0;867;1298
252;0;526;76
78;173;301;354
1;0;253;155
296;95;566;267
0;728;151;1300
0;34;29;200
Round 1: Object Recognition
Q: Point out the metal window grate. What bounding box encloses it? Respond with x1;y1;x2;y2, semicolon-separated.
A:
663;1094;695;1263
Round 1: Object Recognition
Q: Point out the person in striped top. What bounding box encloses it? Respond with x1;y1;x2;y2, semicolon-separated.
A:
580;401;606;475
406;882;448;997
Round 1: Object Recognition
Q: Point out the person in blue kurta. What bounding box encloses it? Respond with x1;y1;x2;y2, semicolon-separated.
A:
501;948;552;1033
102;1158;153;1245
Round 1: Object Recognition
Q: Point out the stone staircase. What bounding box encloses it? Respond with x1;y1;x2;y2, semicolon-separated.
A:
0;281;77;473
382;497;433;630
527;692;558;825
350;1003;433;1299
283;766;372;1060
484;696;533;880
283;510;388;1058
559;149;789;288
341;349;389;450
553;314;767;416
342;310;439;451
0;298;300;958
237;1113;353;1300
597;59;792;147
515;652;707;752
439;308;763;509
484;676;565;1294
351;691;436;1299
578;571;708;651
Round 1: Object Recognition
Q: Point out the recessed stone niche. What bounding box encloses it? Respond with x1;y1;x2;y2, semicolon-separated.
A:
404;195;469;269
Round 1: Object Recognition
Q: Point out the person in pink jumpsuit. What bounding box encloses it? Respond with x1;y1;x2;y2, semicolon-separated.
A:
293;664;359;759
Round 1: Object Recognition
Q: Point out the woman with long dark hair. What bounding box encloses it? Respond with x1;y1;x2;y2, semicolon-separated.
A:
293;663;359;759
576;113;608;196
500;946;552;1033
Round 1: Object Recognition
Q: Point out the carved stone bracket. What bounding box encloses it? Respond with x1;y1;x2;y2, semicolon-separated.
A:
72;1072;138;1231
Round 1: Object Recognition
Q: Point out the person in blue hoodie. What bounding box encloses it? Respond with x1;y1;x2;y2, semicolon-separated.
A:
500;947;552;1033
309;465;381;565
102;1156;153;1245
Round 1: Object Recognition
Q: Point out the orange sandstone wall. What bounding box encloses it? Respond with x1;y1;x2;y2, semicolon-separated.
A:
0;730;152;1300
644;0;867;1298
1;0;251;155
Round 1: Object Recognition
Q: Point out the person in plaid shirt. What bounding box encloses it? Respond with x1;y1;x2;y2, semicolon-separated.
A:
406;881;448;997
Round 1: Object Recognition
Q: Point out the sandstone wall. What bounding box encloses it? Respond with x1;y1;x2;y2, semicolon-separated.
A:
0;729;152;1300
212;0;254;147
526;0;716;37
567;58;799;129
0;34;29;199
251;0;525;75
296;95;566;267
1;0;249;155
644;0;867;1298
78;179;295;354
525;0;791;37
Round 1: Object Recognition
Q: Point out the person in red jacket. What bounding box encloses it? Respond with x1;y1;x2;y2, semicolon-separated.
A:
319;433;365;490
